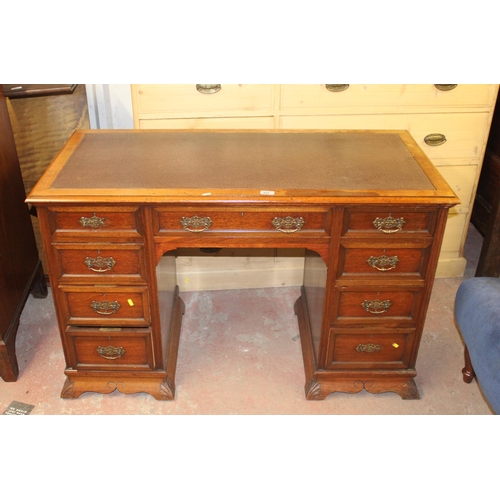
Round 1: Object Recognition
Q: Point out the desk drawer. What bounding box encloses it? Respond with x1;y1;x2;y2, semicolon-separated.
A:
135;84;275;115
59;286;150;327
53;243;147;283
66;327;154;370
325;330;412;369
342;208;435;236
338;245;429;278
280;84;495;110
331;288;422;327
49;207;143;239
154;208;330;235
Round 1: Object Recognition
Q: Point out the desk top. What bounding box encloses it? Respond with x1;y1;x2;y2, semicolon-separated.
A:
27;129;459;206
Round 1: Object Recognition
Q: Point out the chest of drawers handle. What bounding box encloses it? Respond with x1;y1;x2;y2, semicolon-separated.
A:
196;84;221;94
361;299;392;314
180;216;213;232
366;255;400;271
325;84;349;92
79;214;106;228
90;300;121;315
434;84;457;91
84;256;116;273
96;345;125;360
424;133;447;146
372;216;406;233
272;216;305;233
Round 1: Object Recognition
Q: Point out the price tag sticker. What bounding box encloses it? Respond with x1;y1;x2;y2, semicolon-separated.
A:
127;299;134;306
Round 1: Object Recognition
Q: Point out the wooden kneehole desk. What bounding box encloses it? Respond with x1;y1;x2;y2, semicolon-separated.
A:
27;130;459;401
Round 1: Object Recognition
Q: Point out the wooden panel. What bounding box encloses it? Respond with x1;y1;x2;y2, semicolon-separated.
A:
280;84;496;110
338;246;429;278
68;329;154;370
134;84;275;115
342;209;434;235
332;288;423;327
54;243;147;283
326;330;412;368
139;116;275;129
154;207;328;234
59;286;150;327
49;207;143;240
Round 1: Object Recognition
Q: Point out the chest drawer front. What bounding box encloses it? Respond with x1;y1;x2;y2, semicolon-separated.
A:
54;244;147;283
154;208;329;235
135;84;275;115
325;330;412;369
280;84;495;110
338;246;429;278
67;328;154;370
49;207;143;239
332;288;423;327
139;116;275;130
280;112;490;163
342;209;435;236
60;286;150;327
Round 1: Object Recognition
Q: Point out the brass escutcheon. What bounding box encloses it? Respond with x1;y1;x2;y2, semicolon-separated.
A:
96;345;125;360
84;256;116;273
79;214;106;228
366;255;399;272
361;299;392;314
90;300;121;315
372;216;406;233
356;343;381;353
180;216;213;232
272;216;305;233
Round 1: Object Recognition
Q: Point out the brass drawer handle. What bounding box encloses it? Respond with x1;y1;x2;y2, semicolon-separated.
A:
325;84;349;92
272;216;305;233
90;300;121;315
424;133;447;146
180;216;213;232
79;214;106;228
372;216;406;233
356;343;381;353
196;84;221;94
366;255;399;272
434;84;457;91
361;299;392;314
96;345;125;360
84;256;116;273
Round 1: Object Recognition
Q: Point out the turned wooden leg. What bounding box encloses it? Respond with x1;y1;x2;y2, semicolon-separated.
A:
462;345;475;383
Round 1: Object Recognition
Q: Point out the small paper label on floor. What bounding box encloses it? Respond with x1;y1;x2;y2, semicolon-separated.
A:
3;401;35;415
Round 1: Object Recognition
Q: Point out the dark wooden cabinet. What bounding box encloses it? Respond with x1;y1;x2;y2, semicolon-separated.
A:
471;93;500;277
0;86;47;382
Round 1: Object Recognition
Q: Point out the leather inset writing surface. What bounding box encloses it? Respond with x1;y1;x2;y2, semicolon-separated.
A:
50;132;435;192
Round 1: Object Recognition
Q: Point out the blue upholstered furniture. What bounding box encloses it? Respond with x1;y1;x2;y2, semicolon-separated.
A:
454;277;500;414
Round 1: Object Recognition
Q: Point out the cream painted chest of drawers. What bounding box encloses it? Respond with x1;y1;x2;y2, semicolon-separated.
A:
132;84;499;285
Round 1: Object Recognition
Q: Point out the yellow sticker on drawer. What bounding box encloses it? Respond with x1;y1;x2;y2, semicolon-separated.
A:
127;299;134;306
392;343;399;348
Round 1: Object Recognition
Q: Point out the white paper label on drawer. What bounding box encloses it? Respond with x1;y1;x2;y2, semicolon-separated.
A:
260;190;275;195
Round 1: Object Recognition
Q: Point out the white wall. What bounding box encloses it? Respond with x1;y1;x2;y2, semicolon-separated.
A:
85;84;134;129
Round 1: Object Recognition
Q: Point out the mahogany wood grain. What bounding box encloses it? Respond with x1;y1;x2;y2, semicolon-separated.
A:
27;130;459;400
